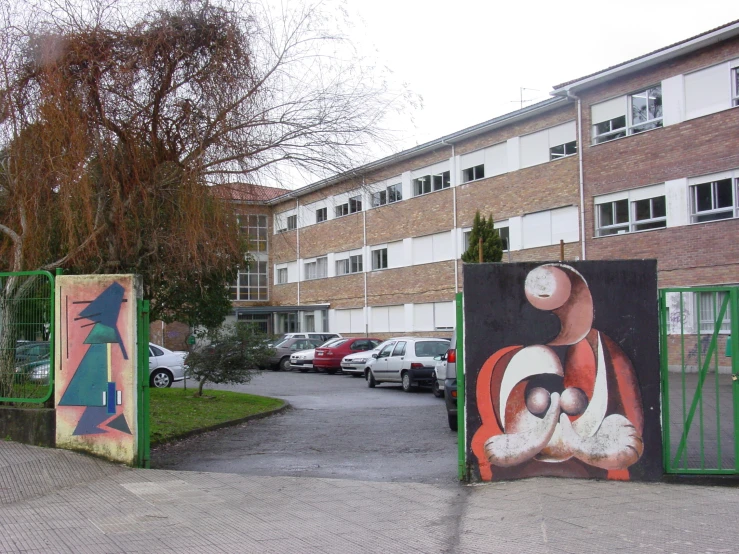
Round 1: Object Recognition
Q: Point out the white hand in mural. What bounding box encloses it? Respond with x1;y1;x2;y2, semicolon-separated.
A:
484;393;561;467
557;413;644;470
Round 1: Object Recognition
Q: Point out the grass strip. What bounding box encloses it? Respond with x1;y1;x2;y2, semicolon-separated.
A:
150;387;284;445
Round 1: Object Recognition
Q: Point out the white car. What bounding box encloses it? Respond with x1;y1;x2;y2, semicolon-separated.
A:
366;337;450;392
341;339;394;376
290;338;344;372
149;343;187;388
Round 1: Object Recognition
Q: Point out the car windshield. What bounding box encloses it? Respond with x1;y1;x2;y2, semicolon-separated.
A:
414;341;451;358
320;338;344;347
272;337;291;347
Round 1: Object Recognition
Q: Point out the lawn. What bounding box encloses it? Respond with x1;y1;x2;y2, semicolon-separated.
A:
149;387;284;445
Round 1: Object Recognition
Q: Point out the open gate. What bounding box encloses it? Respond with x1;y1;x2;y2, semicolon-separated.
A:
659;287;739;475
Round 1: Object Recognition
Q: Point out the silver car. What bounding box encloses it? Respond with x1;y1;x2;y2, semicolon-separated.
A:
341;339;394;376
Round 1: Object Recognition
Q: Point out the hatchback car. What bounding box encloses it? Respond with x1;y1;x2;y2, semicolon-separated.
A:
290;338;345;372
341;339;394;376
269;332;341;346
313;338;381;374
149;343;188;388
268;337;324;371
366;337;450;392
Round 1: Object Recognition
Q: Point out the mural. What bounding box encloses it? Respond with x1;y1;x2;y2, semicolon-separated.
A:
465;261;661;482
55;275;139;464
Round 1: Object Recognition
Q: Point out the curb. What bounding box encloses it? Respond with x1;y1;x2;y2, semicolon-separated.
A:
150;400;291;448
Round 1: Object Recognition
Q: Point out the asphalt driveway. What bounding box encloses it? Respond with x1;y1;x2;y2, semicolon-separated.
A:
152;370;459;483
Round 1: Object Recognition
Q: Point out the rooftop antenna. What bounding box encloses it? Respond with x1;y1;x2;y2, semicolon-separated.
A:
511;87;541;109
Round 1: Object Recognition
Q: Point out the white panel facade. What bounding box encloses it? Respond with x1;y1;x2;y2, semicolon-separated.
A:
591;96;627;123
371;307;389;333
485;142;508;177
411;160;450;179
522;211;552;249
431;232;453;262
335;309;351;333
550;206;579;244
412;235;433;265
349;308;365;333
548;121;576;146
274;207;297;233
665;178;689;227
287;261;298;283
413;303;434;332
387;241;404;269
662;74;685;126
434;302;455;329
388;305;405;332
506;137;520;172
459;149;485;172
684;62;731;120
519;129;549;168
508;216;523;251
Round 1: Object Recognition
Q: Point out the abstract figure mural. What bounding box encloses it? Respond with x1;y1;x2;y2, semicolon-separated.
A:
466;261;661;482
55;275;140;464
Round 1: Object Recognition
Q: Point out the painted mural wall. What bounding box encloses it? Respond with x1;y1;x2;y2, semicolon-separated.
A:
464;261;662;482
55;275;140;464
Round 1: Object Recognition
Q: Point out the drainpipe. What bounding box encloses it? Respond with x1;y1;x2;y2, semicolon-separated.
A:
441;139;458;292
295;198;300;326
566;89;586;261
363;207;368;337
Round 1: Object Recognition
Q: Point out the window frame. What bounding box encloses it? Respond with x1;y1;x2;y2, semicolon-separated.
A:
304;258;326;281
371;248;388;270
413;171;450;197
276;267;288;285
461;164;485;183
690;178;738;224
349;195;362;214
591;84;663;145
316;207;327;223
335;203;349;218
549;141;577;160
336;254;363;275
696;291;732;334
733;67;739;107
231;260;269;301
372;183;402;207
595;188;668;237
238;214;268;253
286;215;297;231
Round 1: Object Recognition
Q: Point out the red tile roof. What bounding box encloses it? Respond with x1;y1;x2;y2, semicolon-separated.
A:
211;183;287;203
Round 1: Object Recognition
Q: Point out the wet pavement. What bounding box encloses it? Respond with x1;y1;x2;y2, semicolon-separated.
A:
152;370;458;483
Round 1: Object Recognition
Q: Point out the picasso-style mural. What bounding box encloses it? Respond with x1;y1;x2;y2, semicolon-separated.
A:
55;275;139;464
465;261;661;482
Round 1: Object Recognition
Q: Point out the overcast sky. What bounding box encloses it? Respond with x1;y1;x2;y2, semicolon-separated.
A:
344;0;739;153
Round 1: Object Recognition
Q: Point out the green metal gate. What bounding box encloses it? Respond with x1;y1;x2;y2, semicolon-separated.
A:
659;287;739;474
0;271;55;404
137;299;151;468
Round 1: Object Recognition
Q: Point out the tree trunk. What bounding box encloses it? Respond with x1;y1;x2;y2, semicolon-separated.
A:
197;378;206;397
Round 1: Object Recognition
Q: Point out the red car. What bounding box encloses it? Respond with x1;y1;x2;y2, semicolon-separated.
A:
313;337;382;374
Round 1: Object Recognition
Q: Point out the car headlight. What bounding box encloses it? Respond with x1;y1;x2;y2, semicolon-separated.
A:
353;358;366;364
31;362;50;380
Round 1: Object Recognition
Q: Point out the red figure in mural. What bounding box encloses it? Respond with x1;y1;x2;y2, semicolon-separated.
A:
472;264;644;481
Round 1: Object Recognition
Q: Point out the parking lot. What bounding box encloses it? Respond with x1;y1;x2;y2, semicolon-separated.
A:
152;369;459;483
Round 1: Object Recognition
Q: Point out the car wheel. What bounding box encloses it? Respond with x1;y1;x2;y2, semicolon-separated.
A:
367;370;376;388
401;372;415;393
351;373;361;378
298;367;309;373
325;368;337;375
432;380;444;398
279;357;291;371
448;412;458;431
150;369;172;388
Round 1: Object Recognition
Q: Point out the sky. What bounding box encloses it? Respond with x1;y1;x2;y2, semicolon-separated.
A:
343;0;739;153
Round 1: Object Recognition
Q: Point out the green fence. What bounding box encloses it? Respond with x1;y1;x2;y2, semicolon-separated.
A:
659;287;739;474
0;271;55;404
137;299;151;468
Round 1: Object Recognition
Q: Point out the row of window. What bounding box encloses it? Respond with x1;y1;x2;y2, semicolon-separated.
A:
593;85;663;144
595;177;739;237
230;260;268;301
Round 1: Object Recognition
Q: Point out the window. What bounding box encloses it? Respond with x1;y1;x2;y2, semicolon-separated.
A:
697;292;731;333
277;268;288;284
498;226;510;251
304;257;327;280
733;68;739;107
690;178;736;223
413;171;450;196
238;215;268;252
595;189;667;236
336;254;363;275
594;115;627;144
549;141;577;160
392;341;406;357
377;342;395;359
371;183;402;207
316;207;327;223
462;226;509;254
597;199;630;235
462;165;485;183
372;248;388;270
629;86;663;134
287;215;297;231
335;203;349;217
349;195;362;214
632;196;666;231
230;260;268;301
305;314;315;332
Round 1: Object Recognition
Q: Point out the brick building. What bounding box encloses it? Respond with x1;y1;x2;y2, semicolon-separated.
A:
171;20;739;344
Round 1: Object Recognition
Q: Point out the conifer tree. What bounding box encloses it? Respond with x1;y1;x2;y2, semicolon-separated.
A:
461;211;503;263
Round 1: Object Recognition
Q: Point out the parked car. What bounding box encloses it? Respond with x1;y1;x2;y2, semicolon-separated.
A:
15;355;51;384
432;356;446;398
341;339;395;376
290;338;345;372
149;343;188;388
314;338;382;374
366;337;450;392
443;330;458;430
14;341;50;364
268;337;324;371
269;332;342;347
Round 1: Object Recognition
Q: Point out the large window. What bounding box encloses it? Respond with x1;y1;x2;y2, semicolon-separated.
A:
690;178;737;223
596;190;666;236
697;291;731;333
304;257;328;280
371;248;388;270
316;207;327;223
461;165;484;183
336;254;363;275
372;183;402;207
592;85;662;144
231;260;268;301
413;171;450;196
238;214;267;252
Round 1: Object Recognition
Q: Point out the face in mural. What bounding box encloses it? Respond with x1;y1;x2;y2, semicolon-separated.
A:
471;264;644;481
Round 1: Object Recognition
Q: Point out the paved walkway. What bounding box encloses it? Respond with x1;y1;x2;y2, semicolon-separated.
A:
2;441;739;553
